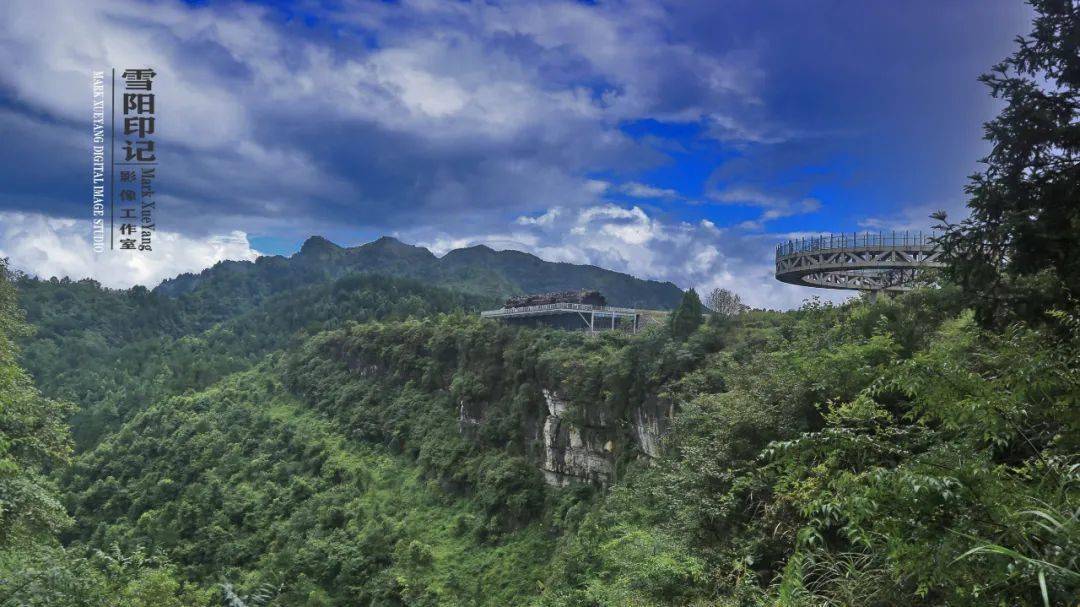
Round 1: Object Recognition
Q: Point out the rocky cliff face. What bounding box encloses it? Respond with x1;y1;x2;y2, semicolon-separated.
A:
301;316;676;489
537;390;615;486
458;388;672;487
633;400;669;460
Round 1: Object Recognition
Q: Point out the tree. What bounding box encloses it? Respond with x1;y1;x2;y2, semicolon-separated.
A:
704;287;747;318
0;262;73;545
934;0;1080;326
668;288;704;340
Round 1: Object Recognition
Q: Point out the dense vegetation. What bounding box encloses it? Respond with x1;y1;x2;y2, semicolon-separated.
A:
0;2;1077;605
63;367;556;605
5;263;1077;605
15;272;489;447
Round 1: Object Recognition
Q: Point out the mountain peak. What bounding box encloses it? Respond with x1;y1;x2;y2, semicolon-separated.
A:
298;235;342;256
442;243;496;258
366;235;406;248
359;236;437;258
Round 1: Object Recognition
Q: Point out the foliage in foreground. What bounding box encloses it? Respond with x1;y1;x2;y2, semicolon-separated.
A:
538;293;1079;606
0;266;213;605
935;0;1080;327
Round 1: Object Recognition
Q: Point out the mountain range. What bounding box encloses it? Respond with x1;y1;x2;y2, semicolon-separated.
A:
155;235;685;310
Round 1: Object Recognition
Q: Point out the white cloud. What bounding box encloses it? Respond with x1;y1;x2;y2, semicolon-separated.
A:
712;187;787;207
705;114;792;145
620;182;682;200
858;198;959;234
515;207;563;227
420;231;542;256
709;187;823;230
0;212;260;289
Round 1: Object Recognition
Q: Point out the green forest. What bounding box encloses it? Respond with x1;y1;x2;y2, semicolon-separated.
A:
1;2;1078;605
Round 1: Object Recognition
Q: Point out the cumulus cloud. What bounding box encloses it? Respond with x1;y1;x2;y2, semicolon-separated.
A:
0;0;762;235
620;182;683;200
515;207;563;227
0;212;259;289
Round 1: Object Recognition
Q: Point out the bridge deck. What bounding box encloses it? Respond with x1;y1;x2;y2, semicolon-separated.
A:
481;303;641;332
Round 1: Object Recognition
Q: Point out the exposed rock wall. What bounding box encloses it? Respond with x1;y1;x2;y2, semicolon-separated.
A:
538;390;615;486
455;388;668;487
632;399;671;460
533;390;670;487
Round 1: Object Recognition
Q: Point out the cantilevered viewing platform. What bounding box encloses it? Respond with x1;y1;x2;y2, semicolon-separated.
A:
775;232;944;292
481;302;641;333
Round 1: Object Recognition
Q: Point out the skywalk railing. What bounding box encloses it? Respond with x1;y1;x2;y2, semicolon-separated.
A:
481;302;639;317
776;231;938;258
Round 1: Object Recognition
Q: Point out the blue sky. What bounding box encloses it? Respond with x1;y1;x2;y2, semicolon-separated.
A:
0;0;1032;307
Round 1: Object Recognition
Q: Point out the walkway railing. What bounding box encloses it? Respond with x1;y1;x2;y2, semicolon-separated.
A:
480;302;639;317
776;231;937;258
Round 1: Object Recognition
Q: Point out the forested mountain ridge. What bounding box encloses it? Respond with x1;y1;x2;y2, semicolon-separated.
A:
154;235;685;310
15;272;492;447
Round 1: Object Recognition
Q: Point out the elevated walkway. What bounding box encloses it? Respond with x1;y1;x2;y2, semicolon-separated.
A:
481;302;641;333
775;232;944;292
